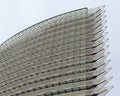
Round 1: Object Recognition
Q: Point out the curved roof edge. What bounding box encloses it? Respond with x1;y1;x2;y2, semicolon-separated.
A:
0;7;88;47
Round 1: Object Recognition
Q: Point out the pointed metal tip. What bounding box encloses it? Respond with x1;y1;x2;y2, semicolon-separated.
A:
103;5;106;8
106;76;113;82
105;59;111;64
105;67;112;73
107;86;114;91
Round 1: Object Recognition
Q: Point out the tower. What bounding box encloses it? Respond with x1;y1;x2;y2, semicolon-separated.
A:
0;6;112;96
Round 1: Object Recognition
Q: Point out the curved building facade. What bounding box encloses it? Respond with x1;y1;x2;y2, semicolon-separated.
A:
0;6;112;96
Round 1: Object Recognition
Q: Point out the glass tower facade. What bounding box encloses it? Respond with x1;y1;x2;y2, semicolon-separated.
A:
0;6;112;96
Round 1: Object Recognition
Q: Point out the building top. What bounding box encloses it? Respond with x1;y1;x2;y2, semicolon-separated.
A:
0;6;104;52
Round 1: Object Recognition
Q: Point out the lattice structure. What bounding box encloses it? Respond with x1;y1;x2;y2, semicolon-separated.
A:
0;6;112;96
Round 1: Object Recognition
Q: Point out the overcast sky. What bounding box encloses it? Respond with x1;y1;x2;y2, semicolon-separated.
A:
0;0;119;96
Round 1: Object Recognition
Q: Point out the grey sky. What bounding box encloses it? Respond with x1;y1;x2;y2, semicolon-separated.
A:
0;0;119;96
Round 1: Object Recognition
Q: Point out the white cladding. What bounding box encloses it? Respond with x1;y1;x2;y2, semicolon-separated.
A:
0;6;112;96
